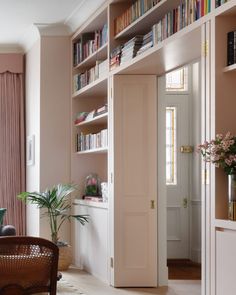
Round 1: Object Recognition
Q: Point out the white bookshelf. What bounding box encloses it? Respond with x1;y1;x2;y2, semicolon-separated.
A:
72;76;108;98
76;147;108;155
73;43;108;71
114;0;180;39
223;63;236;72
71;0;236;289
214;219;236;230
75;113;108;127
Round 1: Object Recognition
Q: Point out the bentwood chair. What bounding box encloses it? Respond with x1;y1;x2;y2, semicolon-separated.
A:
0;236;59;295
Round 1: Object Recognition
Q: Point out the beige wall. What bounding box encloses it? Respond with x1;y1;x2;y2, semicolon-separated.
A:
25;35;71;243
25;39;41;237
39;36;71;242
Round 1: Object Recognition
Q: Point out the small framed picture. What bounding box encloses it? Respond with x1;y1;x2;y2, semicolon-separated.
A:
26;135;35;166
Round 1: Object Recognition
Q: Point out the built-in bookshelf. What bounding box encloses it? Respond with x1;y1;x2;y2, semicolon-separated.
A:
72;5;109;94
216;0;230;8
109;0;211;71
75;113;108;127
214;4;236;221
71;0;236;289
71;4;109;205
223;63;236;72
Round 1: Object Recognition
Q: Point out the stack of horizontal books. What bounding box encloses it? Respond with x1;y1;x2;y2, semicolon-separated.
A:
110;46;122;70
120;36;143;65
137;30;153;56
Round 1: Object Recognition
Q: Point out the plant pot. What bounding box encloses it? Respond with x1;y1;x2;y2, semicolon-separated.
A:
58;244;72;271
228;174;236;221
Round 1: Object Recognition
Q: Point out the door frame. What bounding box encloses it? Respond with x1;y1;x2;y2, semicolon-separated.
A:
157;21;211;289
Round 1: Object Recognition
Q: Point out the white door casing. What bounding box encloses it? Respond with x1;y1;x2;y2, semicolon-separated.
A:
109;75;158;287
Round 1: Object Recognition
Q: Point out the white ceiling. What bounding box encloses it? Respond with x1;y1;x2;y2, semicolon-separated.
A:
0;0;106;50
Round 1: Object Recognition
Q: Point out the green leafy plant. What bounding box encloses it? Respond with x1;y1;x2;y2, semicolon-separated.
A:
18;184;88;244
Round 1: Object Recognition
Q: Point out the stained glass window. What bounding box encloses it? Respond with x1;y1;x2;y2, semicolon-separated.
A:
166;107;177;185
166;67;188;91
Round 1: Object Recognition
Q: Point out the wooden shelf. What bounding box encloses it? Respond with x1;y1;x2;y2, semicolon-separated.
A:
111;14;210;76
74;199;108;209
214;0;236;17
76;147;108;154
223;64;236;72
75;113;108;127
72;76;107;98
73;43;108;71
72;5;108;38
214;219;236;231
114;0;180;39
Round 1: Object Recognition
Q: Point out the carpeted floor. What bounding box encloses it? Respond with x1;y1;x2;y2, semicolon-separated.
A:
167;259;201;280
57;278;85;294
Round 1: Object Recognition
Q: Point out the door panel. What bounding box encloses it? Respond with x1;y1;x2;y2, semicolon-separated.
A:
111;75;157;287
159;74;191;259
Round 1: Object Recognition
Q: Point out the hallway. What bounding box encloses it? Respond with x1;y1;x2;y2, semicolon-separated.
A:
62;268;201;295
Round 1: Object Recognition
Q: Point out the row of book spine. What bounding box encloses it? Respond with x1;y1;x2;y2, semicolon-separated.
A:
215;0;228;8
110;0;211;69
73;24;108;67
152;0;211;43
114;0;161;36
73;59;108;92
77;129;108;152
227;31;236;66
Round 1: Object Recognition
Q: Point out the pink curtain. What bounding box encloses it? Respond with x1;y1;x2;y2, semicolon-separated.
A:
0;70;25;235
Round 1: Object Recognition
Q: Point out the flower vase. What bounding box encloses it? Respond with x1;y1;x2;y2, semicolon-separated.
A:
228;174;236;221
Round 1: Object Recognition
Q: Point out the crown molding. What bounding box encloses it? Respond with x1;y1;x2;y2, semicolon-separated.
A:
0;45;23;53
18;23;72;53
65;0;107;32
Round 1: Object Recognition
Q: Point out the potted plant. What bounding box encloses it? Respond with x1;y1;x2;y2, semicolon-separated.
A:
198;132;236;220
18;183;88;270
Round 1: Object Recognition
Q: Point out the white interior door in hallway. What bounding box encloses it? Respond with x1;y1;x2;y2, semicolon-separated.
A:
159;67;194;259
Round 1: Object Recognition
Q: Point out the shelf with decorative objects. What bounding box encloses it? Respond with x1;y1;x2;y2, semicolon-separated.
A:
75;113;108;127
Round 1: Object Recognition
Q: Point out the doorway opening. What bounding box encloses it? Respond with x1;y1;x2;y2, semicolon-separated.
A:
158;63;202;283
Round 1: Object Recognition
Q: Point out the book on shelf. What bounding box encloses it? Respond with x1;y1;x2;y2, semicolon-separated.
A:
120;35;143;65
111;0;211;70
98;59;109;78
73;59;108;92
227;31;236;66
215;0;228;8
114;0;161;36
77;129;108;152
110;46;122;69
151;0;211;46
74;112;89;125
94;104;108;117
73;24;108;67
83;196;103;202
136;30;153;56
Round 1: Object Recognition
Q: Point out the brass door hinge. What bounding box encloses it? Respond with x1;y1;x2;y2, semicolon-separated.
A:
151;200;155;209
202;169;210;185
202;41;209;57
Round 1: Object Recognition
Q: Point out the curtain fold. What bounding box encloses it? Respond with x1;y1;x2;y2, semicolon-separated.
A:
0;71;25;235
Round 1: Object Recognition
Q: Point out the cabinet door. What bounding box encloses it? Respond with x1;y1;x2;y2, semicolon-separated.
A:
110;75;157;287
216;230;236;295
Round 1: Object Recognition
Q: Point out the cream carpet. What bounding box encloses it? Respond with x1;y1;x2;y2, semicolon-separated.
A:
57;278;85;294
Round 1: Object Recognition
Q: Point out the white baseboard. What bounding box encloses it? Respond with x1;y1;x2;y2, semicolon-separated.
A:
191;248;201;263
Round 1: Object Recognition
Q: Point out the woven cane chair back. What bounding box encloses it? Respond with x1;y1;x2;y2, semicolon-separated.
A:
0;236;59;295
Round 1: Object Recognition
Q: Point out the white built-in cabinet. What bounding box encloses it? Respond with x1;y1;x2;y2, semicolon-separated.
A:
70;0;236;292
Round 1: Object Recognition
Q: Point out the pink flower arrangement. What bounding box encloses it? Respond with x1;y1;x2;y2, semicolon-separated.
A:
198;132;236;175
